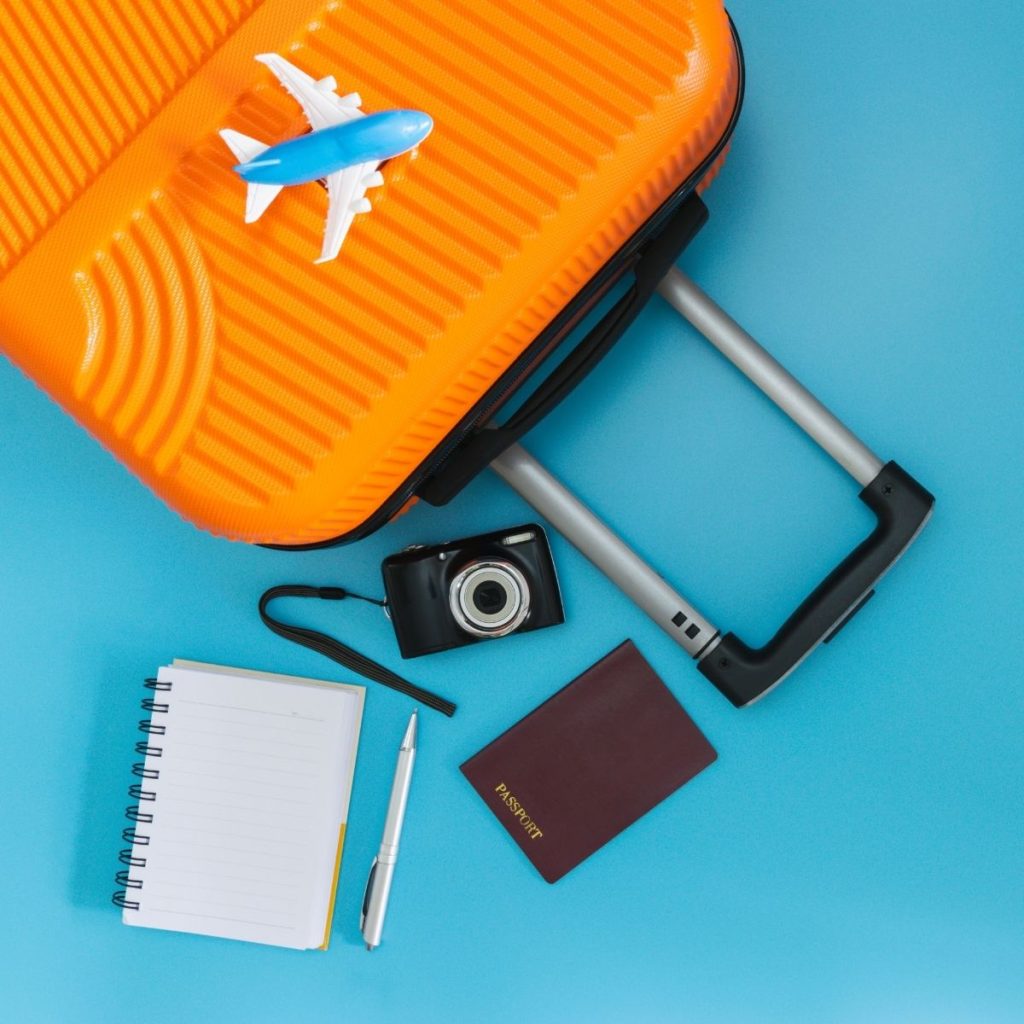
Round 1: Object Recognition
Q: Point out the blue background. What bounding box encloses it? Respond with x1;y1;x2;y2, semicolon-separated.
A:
1;2;1021;1021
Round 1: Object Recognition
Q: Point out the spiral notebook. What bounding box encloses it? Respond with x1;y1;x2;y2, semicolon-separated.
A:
114;660;364;950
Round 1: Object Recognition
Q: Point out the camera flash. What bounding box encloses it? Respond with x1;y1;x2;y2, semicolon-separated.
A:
502;530;535;546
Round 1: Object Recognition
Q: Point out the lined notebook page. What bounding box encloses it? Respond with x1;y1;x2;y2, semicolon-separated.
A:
123;662;363;949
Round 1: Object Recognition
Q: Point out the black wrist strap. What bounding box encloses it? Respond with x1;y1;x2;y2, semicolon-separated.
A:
258;585;457;717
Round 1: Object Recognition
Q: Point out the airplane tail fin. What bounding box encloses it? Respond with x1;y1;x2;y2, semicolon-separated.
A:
242;182;284;224
219;127;268;163
219;129;284;223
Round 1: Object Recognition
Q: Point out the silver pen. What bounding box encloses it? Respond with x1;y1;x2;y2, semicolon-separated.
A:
360;709;417;950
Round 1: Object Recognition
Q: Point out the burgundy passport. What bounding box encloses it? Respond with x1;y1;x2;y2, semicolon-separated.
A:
460;640;716;883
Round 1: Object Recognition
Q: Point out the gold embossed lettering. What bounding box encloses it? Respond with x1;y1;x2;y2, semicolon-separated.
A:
492;782;544;841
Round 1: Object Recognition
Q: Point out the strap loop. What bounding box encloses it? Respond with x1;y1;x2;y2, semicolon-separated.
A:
258;585;457;717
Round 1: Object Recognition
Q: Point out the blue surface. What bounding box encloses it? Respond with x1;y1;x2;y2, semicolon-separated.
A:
1;3;1022;1021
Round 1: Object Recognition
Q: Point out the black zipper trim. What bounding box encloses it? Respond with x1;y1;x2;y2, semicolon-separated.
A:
266;15;746;551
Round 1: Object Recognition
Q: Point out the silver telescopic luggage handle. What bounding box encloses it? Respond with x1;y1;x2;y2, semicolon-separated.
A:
493;270;933;707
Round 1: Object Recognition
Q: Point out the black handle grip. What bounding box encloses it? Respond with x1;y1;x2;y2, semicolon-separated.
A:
699;462;934;707
417;194;709;506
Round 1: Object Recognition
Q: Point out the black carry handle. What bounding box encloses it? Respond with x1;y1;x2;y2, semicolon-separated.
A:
700;462;934;707
418;194;709;507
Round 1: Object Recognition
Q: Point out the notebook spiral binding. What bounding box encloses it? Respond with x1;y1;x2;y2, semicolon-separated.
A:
112;677;171;910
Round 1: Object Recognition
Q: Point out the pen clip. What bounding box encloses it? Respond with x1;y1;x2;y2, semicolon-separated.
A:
359;857;378;931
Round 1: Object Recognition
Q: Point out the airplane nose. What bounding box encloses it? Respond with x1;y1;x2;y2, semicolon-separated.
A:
407;111;433;144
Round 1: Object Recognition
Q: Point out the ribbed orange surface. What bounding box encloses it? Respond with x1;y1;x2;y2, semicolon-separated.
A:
0;0;739;544
0;0;263;276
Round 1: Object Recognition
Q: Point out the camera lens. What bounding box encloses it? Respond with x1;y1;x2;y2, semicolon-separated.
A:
449;560;531;639
472;580;507;616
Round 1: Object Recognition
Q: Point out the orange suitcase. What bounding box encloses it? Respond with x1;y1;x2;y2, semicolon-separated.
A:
0;0;741;546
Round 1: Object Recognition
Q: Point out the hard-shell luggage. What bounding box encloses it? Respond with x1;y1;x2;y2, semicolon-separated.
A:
0;0;740;546
0;1;933;705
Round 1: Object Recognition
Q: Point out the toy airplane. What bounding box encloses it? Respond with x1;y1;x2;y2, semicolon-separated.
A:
220;53;433;264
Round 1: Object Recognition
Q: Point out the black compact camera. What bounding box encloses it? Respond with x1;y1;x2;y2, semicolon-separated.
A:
382;524;564;658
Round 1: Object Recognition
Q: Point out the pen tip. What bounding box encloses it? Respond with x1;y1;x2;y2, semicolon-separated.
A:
365;943;374;951
402;709;418;749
